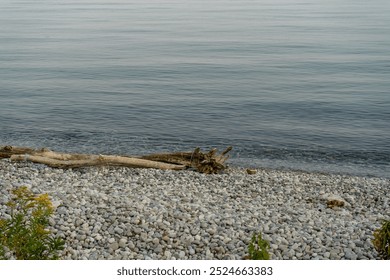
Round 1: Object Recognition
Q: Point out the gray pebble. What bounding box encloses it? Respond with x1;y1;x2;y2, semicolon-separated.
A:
109;242;119;251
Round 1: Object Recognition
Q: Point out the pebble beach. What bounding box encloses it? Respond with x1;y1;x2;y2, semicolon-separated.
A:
1;159;389;260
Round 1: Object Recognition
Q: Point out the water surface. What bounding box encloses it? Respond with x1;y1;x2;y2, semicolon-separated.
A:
1;0;389;177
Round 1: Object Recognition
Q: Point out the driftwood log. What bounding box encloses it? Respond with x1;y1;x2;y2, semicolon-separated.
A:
0;145;232;174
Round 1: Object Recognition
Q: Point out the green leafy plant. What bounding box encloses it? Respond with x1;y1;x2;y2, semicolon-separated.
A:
0;186;65;260
372;219;390;260
247;232;270;260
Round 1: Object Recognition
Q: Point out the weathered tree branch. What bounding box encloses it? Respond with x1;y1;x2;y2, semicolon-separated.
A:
9;154;186;170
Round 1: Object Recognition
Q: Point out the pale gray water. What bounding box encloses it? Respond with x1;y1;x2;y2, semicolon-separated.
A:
1;0;389;177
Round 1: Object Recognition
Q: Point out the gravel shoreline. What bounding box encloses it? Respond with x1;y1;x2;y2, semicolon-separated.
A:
1;159;389;260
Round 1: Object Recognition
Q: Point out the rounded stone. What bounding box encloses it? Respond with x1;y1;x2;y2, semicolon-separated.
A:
115;227;124;234
164;251;172;259
179;251;186;259
154;245;163;254
109;242;119;251
119;238;127;248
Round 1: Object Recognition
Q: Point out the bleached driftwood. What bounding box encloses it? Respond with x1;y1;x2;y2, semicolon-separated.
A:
1;145;232;174
9;154;186;170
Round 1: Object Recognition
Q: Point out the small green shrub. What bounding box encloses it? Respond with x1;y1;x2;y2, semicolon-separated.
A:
248;232;270;260
373;219;390;260
0;186;65;260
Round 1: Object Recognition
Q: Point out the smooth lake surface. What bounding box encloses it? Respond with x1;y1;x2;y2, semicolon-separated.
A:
1;0;389;178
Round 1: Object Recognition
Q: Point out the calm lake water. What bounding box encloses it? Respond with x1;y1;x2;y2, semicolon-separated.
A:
1;0;389;178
